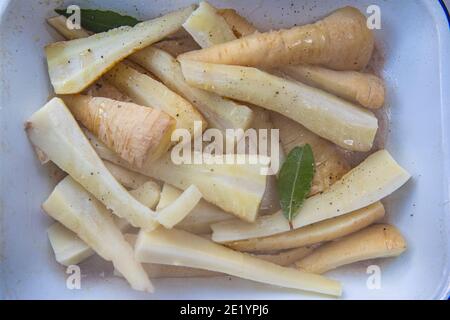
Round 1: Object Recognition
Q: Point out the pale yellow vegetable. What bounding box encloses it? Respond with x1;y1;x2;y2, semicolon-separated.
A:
226;201;384;251
104;63;206;138
295;224;407;274
211;150;410;242
103;160;151;189
45;6;194;94
271;113;349;195
43;176;153;292
129;46;253;133
88;133;269;222
253;247;315;266
183;1;236;48
62;95;175;168
157;183;232;234
215;10;385;109
135;227;341;296
179;7;374;71
128;181;161;210
180;59;378;152
47;222;94;266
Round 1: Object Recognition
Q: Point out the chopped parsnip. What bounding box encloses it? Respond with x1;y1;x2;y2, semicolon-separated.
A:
211;150;410;242
135;227;341;296
45;6;194;94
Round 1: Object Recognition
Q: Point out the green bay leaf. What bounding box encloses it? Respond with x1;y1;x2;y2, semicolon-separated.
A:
277;144;315;224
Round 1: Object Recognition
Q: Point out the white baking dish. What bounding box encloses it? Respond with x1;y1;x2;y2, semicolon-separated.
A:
0;0;449;299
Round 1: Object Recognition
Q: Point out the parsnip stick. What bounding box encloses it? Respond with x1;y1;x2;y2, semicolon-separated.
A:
253;247;315;266
215;10;385;109
211;150;410;242
135;227;342;296
226;201;384;251
62;95;175;168
157;183;232;234
129;46;253;133
43;176;153;292
295;224;407;274
179;7;373;71
183;1;236;48
46;6;194;94
103;160;151;189
104;63;206;138
180;59;378;152
271;113;349;195
91;136;269;222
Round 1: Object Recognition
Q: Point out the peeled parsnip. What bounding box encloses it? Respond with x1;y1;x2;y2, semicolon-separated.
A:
226;202;384;251
179;7;373;71
180;59;378;152
104;63;206;138
216;9;384;109
103;160;151;189
43;176;153;292
129;46;254;134
62;95;175;168
157;183;232;234
211;150;410;242
295;224;407;274
271;113;349;195
135;227;341;296
45;6;194;94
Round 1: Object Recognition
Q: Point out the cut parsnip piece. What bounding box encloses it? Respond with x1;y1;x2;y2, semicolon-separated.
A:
281;65;385;109
211;150;410;242
104;63;206;138
157;183;232;234
129;46;253;133
179;7;373;71
62;95;175;168
103;160;151;189
183;1;236;48
26;98;162;230
217;9;257;38
93;145;269;222
135;227;341;296
154;38;200;56
43;176;152;292
253;247;315;266
45;6;194;94
271;113;349;195
47;222;94;266
226;202;384;251
295;224;407;274
129;181;161;210
179;60;378;152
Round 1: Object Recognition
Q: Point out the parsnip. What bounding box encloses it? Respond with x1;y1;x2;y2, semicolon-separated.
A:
47;15;91;40
157;183;232;234
295;224;407;274
85;78;133;102
215;10;385;109
104;63;206;138
128;181;161;210
154;37;200;56
43;176;152;292
103;160;151;189
271;113;349;195
62;95;175;168
135;227;341;296
211;150;410;242
226;202;384;251
253;247;315;266
180;59;378;152
129;46;253;133
47;222;94;266
179;7;373;71
183;1;236;48
45;6;194;94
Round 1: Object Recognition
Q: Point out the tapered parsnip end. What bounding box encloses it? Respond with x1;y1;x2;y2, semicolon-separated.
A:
295;224;407;274
45;6;194;94
43;176;153;292
360;74;385;109
179;7;373;71
62;95;175;168
226;201;385;252
217;9;257;38
180;59;378;151
135;227;341;296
